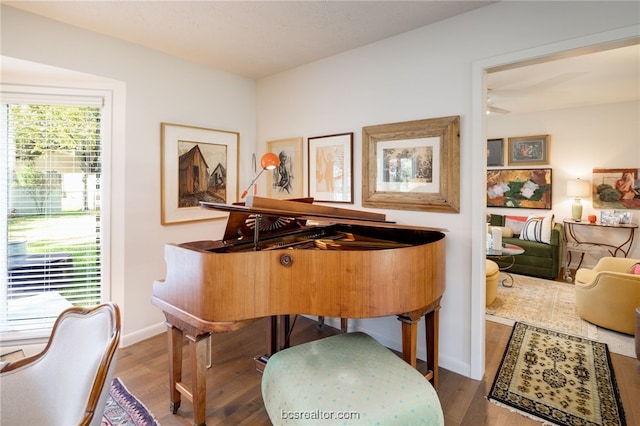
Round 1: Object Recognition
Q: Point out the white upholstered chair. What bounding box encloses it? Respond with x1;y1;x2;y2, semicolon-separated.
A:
0;302;121;426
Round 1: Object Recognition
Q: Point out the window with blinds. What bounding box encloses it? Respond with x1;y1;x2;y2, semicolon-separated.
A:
1;93;104;337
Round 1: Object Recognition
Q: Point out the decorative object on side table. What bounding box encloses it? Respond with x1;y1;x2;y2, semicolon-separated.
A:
566;178;591;221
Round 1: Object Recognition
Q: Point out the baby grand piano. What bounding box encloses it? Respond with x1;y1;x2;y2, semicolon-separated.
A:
151;196;446;426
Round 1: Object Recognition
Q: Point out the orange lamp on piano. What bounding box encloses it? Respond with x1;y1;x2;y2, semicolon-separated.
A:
241;152;280;199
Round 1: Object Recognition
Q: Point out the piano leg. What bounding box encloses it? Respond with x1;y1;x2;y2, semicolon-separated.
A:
398;302;440;389
424;308;440;389
166;323;209;426
167;325;182;414
187;333;209;426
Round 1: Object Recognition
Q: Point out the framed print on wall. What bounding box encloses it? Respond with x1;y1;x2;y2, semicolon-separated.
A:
592;168;640;210
487;138;504;167
362;116;460;213
266;137;304;199
507;135;549;165
308;132;353;203
161;122;239;225
486;168;552;209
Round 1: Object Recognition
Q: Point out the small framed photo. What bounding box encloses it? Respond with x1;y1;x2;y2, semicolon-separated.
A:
507;135;549;166
161;122;239;225
266;137;304;199
308;132;353;203
487;138;504;167
600;210;614;225
614;210;632;225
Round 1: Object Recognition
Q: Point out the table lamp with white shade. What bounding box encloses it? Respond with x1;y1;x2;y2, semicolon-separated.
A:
566;178;591;221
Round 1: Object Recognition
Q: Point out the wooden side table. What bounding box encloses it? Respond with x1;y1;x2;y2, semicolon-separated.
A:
562;218;638;282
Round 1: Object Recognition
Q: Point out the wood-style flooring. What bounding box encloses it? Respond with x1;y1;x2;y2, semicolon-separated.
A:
114;317;639;425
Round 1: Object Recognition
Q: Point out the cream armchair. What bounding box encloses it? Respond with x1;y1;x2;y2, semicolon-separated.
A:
575;257;640;335
0;303;121;426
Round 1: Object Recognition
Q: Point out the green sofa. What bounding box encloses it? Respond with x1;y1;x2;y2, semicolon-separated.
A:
488;214;562;280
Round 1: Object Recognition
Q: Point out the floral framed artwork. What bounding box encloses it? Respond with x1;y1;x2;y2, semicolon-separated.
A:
308;132;353;203
592;168;640;210
487;138;504;167
161;122;239;225
487;168;552;209
266;137;304;199
362;116;460;213
507;135;549;166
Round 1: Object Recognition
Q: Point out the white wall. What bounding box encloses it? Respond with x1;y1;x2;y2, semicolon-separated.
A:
1;5;258;345
488;101;640;264
257;1;640;378
1;1;639;380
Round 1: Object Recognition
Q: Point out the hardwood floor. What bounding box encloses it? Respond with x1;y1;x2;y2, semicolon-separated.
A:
114;317;639;425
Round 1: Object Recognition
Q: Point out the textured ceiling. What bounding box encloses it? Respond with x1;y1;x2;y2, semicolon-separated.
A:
4;1;639;114
4;1;494;79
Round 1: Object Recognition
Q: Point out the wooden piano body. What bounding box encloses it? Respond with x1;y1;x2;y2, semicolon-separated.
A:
151;197;446;426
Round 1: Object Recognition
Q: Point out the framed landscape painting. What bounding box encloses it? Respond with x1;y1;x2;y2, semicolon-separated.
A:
161;123;239;225
486;168;552;209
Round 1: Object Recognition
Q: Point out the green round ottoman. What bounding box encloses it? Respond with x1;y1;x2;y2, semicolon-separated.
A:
261;332;444;425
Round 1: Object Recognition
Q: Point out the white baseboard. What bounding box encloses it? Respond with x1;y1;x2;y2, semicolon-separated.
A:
120;321;166;348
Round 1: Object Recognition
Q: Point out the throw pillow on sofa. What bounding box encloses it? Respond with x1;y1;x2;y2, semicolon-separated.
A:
520;213;554;244
488;226;514;238
504;215;527;235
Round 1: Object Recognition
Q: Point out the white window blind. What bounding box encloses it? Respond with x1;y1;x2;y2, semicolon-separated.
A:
1;94;104;338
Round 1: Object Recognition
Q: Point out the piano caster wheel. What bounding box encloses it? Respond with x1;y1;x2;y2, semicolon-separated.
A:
317;316;325;331
170;401;181;414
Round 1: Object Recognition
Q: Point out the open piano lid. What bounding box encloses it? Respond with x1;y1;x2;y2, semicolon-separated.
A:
200;196;391;243
200;196;447;244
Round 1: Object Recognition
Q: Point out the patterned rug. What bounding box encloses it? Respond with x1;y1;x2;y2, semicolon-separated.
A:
486;273;635;357
102;377;160;426
488;322;626;426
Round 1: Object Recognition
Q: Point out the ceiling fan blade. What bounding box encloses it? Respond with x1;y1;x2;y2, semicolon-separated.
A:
487;105;511;114
489;72;586;97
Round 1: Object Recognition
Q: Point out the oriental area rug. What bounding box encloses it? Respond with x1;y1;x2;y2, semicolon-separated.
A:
486;273;635;357
488;322;627;426
102;378;160;426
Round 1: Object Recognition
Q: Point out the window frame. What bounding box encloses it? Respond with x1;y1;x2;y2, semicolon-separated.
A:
0;83;113;346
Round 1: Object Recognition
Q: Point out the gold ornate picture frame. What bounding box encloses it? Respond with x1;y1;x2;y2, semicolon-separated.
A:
507;135;549;166
362;116;460;213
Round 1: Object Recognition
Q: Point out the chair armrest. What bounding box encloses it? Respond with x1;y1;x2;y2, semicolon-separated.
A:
593;257;639;273
576;270;640;289
550;223;562;246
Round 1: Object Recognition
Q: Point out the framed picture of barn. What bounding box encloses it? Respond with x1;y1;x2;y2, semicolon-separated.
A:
161;122;239;225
